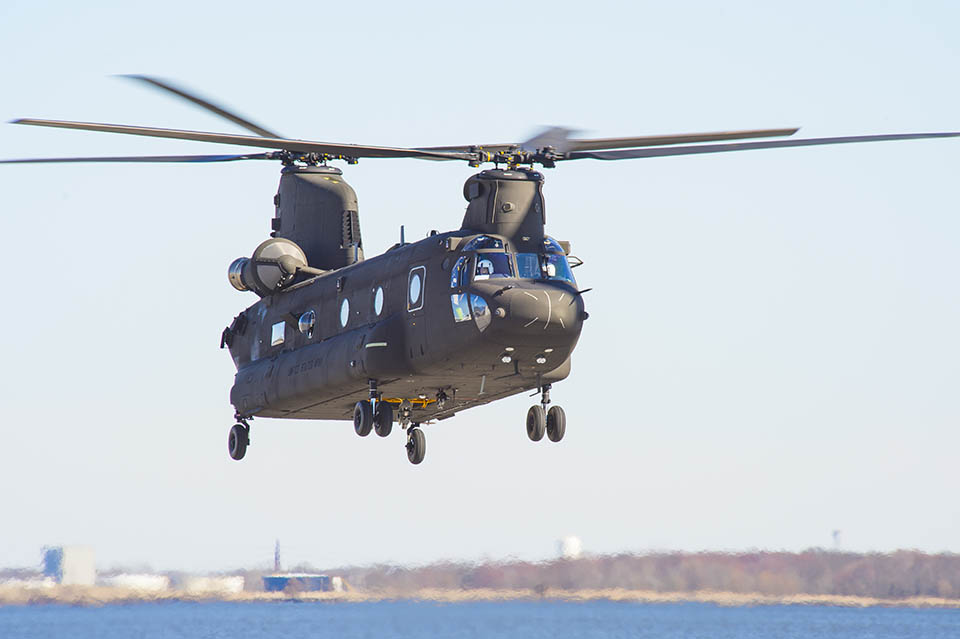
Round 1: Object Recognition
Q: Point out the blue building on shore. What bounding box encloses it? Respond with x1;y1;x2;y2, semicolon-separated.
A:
263;574;342;592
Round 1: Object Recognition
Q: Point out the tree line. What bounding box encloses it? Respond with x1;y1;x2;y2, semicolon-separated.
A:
317;551;960;599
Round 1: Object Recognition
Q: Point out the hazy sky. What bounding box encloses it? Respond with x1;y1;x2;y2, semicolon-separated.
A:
1;1;958;572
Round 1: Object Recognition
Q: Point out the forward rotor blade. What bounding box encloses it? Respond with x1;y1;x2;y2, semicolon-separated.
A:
564;131;960;161
121;74;282;138
0;152;274;164
416;127;800;154
566;128;800;152
11;119;473;160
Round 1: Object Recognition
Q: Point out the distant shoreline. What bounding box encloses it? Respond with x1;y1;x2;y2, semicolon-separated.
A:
2;586;959;609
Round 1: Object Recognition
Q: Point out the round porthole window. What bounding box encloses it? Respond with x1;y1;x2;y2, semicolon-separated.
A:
409;273;422;305
340;298;350;327
298;310;316;338
374;286;384;316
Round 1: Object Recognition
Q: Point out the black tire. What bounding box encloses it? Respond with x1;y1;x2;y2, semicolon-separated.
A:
354;401;373;436
406;428;426;465
547;405;566;442
374;402;394;437
228;424;248;461
526;405;546;442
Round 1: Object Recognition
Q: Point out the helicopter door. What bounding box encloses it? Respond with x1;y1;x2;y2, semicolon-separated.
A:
407;265;427;360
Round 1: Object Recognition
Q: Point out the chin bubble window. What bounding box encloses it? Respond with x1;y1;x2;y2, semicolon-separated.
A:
450;293;472;322
470;294;491;331
473;253;513;281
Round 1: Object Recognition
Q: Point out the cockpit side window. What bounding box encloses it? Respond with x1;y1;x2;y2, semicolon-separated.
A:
450;255;469;289
542;237;566;254
473;252;513;281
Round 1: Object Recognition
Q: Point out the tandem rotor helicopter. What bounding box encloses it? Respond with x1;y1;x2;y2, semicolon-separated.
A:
4;76;958;465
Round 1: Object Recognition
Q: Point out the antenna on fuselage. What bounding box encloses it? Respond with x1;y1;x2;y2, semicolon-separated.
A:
400;225;406;246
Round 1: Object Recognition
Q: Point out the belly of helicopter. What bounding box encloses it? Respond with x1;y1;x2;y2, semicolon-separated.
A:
232;333;576;423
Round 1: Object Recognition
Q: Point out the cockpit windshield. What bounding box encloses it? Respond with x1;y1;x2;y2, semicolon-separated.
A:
463;235;504;251
473;253;513;280
516;253;576;285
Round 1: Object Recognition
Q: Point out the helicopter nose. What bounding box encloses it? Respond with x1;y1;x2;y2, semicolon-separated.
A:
493;285;585;336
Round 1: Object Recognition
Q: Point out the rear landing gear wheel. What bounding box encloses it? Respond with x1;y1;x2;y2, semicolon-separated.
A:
374;402;393;437
406;427;426;465
547;405;566;442
526;405;546;442
228;423;248;461
354;400;373;436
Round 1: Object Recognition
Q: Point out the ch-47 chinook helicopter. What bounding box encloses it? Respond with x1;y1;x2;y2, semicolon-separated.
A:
4;76;959;465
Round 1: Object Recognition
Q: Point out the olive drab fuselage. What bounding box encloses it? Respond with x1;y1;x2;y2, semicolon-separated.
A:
223;166;587;425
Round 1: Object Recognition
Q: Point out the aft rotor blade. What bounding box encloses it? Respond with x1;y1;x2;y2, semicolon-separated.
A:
565;131;960;161
416;127;800;154
0;152;275;164
11;119;474;160
121;74;282;138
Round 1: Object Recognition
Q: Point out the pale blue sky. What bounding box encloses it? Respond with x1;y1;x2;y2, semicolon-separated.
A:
1;1;958;572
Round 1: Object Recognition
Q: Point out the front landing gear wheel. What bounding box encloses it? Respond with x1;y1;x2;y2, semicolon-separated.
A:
547;405;566;442
228;423;248;461
374;402;393;437
526;405;546;442
406;427;426;465
354;400;373;436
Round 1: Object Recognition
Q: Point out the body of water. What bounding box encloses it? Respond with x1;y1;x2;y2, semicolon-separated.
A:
2;600;959;638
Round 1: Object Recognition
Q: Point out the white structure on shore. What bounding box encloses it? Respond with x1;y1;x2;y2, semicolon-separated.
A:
182;576;245;594
100;574;170;592
43;546;95;586
557;536;583;560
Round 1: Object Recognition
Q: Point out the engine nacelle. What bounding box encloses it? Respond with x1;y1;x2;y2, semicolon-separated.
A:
228;237;311;297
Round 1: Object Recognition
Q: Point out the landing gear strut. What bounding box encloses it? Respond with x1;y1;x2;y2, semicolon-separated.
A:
228;418;250;460
527;383;566;443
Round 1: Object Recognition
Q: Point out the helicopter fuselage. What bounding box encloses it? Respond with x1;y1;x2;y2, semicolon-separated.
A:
225;229;586;424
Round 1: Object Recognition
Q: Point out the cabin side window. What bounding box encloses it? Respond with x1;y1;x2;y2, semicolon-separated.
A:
271;321;285;346
408;266;426;311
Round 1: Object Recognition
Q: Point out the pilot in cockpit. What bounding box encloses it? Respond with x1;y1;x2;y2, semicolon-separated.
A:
475;258;495;280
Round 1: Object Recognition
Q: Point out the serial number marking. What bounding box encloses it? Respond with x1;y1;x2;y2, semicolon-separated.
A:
289;357;324;376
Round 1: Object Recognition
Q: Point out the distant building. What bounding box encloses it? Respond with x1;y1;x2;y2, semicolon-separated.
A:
100;574;170;592
263;574;343;592
0;577;55;589
42;546;95;586
557;536;583;560
182;576;245;594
